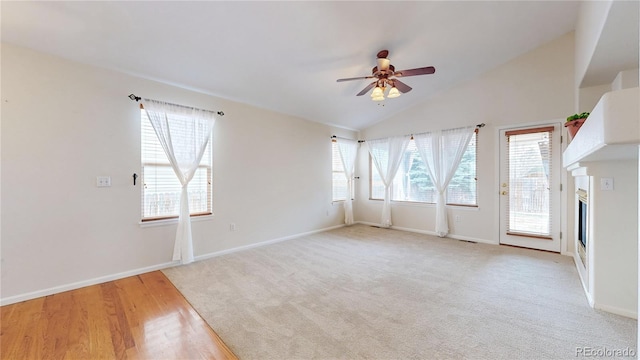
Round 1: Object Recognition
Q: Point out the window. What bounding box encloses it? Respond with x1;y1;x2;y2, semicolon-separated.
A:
332;141;348;201
141;110;212;221
370;132;477;206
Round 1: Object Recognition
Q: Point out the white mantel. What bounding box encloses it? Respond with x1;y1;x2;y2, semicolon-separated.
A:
563;87;640;167
562;87;639;319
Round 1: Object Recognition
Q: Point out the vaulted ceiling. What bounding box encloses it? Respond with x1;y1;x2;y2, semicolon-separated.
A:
1;1;581;130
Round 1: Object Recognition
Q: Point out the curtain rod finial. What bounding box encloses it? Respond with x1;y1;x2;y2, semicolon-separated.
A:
128;94;141;102
217;111;224;116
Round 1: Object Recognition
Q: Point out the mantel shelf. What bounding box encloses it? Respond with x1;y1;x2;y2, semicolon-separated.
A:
563;87;640;168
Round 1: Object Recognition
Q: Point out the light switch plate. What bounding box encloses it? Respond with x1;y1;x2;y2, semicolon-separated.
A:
600;177;613;191
97;176;111;187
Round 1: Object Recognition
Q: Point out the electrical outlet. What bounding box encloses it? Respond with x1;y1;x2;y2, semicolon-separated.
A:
96;176;111;187
455;215;460;223
230;223;237;231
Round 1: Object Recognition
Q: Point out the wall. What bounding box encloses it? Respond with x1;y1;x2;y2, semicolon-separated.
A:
0;43;356;303
355;32;575;244
574;0;612;88
612;68;640;90
588;160;638;317
578;84;611;114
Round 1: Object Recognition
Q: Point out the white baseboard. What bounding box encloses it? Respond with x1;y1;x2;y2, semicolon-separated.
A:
194;223;346;262
355;221;495;245
0;223;346;306
566;249;637;319
594;302;638;319
356;220;383;227
0;261;178;306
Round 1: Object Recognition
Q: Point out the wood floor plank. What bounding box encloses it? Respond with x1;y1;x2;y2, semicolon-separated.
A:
64;288;91;359
1;298;45;359
42;292;75;360
85;283;118;360
0;271;236;360
100;281;131;359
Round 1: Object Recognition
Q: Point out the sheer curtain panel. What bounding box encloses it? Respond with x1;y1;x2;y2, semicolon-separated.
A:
336;139;358;225
366;135;411;228
414;126;475;237
143;99;216;264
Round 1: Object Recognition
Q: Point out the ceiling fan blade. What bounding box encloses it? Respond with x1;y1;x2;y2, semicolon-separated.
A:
356;81;377;96
393;79;412;93
394;66;436;77
337;75;375;82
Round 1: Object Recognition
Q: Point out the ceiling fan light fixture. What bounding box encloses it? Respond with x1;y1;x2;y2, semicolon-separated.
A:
371;86;384;98
387;86;401;98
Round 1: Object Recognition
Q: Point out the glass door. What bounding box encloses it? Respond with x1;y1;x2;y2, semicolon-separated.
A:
499;124;561;252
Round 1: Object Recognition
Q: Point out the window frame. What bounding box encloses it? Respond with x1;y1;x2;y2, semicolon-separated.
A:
368;132;478;207
140;110;213;222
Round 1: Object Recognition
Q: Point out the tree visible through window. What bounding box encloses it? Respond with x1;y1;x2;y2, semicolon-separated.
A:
370;133;477;206
140;110;213;221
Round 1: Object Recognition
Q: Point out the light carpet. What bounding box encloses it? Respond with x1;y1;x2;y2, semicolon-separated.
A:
163;225;636;359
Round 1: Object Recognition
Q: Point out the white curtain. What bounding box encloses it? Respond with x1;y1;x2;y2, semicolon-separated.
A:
336;139;358;225
143;99;216;264
366;135;411;228
414;126;475;237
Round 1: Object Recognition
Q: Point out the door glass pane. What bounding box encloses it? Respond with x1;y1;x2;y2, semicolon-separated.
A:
507;131;552;236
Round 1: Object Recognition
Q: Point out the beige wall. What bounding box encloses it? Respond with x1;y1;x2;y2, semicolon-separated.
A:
574;0;612;88
0;43;355;303
355;32;575;244
587;160;638;317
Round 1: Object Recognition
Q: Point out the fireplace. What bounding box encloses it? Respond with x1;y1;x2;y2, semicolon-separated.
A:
576;188;587;267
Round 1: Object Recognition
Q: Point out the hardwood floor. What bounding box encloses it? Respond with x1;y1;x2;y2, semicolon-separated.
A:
1;271;237;359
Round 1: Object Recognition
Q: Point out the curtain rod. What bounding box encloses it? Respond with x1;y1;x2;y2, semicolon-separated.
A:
358;123;486;142
128;94;224;116
330;135;365;143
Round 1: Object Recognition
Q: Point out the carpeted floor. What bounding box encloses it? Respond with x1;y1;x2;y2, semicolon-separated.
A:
163;225;636;359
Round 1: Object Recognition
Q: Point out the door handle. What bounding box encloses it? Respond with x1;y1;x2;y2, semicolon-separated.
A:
501;191;508;195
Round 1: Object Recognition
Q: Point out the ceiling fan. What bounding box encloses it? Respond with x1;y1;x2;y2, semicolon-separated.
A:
336;50;435;101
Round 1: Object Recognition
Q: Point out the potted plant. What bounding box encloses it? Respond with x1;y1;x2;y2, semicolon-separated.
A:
564;112;589;139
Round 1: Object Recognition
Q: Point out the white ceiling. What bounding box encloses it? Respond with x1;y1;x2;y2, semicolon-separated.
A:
1;1;580;130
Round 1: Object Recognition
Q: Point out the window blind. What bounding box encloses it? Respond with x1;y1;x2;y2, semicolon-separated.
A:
332;141;348;201
505;126;553;237
141;110;212;221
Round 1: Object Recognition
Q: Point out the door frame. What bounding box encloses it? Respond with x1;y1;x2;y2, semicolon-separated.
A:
494;120;569;254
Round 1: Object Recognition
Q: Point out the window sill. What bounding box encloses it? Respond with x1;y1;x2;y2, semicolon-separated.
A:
139;214;214;228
